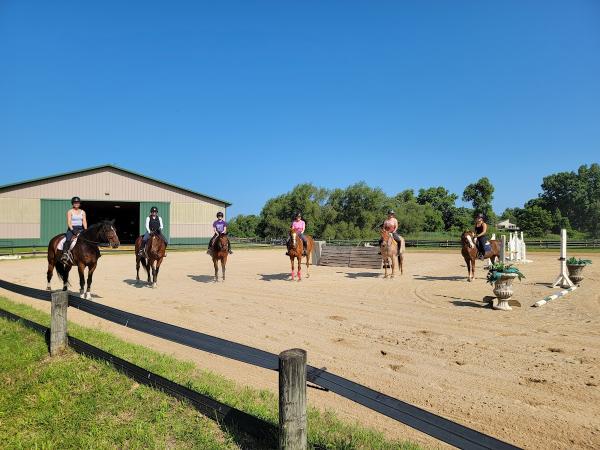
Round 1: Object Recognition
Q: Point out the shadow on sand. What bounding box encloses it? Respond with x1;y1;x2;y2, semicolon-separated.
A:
345;272;381;279
259;273;290;282
413;274;465;282
187;274;217;283
123;279;149;289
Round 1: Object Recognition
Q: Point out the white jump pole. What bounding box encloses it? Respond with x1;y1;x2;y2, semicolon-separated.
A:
500;235;506;264
552;229;574;289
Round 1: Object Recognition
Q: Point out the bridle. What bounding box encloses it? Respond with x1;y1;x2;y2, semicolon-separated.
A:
77;225;118;247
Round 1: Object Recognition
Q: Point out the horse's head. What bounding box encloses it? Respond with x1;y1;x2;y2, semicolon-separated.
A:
100;220;120;248
461;230;475;249
289;227;297;246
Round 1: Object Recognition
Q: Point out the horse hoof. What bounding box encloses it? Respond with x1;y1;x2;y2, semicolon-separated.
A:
86;292;92;300
152;283;157;289
46;285;51;291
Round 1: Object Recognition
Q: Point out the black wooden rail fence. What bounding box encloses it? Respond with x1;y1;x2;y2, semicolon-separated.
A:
0;279;520;450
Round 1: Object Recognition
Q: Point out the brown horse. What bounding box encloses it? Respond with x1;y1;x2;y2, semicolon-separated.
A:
287;228;314;281
461;230;501;282
209;233;229;282
46;221;120;298
380;229;405;278
135;232;167;288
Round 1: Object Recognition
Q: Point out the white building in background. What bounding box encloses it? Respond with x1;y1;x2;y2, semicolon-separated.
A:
497;219;518;231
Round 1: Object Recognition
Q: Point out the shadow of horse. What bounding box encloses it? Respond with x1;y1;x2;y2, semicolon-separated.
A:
413;275;465;282
187;274;217;283
345;272;381;279
259;273;290;282
123;279;149;289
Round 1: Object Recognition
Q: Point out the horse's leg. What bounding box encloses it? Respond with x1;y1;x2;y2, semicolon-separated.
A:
145;258;151;283
305;248;311;278
297;256;302;281
213;257;219;282
464;257;472;282
390;253;396;278
221;256;226;281
290;257;295;281
62;264;72;291
383;256;388;278
85;263;97;299
152;258;162;288
47;260;54;290
471;257;476;281
78;262;86;297
398;252;404;275
136;255;141;282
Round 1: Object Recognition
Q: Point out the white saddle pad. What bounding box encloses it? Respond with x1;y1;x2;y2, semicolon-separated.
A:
57;235;78;251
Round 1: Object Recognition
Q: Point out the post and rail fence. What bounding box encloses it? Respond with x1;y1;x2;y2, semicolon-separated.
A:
0;278;521;449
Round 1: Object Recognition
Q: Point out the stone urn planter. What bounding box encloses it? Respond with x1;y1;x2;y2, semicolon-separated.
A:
487;263;525;312
566;264;586;284
492;272;518;311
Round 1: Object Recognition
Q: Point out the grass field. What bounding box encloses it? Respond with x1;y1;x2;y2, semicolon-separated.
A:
0;297;419;450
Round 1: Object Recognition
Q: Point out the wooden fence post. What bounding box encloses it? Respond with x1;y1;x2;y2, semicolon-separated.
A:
50;291;68;356
279;348;307;450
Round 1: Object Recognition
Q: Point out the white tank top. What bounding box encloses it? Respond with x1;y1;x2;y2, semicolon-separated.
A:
71;210;83;227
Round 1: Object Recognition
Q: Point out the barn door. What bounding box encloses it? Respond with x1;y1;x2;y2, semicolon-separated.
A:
139;202;170;239
40;199;72;243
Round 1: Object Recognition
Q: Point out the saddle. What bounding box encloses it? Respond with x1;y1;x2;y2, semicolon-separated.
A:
57;235;78;251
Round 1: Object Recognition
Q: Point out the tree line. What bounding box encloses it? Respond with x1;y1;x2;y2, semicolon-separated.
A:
228;163;600;239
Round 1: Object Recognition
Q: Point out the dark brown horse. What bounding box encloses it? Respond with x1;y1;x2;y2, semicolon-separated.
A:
461;230;501;282
46;221;120;298
287;228;314;281
135;232;166;288
209;232;229;282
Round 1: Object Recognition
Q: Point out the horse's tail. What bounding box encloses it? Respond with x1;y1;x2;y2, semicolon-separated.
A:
140;255;150;276
55;260;68;282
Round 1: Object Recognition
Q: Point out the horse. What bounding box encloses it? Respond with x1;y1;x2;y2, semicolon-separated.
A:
380;229;405;278
46;221;120;298
135;231;167;288
287;228;314;281
461;230;501;282
209;232;229;282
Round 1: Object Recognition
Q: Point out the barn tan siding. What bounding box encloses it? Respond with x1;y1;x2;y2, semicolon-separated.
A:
170;202;224;238
0;198;40;238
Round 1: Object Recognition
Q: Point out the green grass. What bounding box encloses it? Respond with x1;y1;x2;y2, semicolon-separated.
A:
0;297;421;450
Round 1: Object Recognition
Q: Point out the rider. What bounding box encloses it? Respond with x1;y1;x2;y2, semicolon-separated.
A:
208;212;233;254
379;210;403;250
474;213;488;260
138;206;167;257
60;196;87;263
286;212;308;256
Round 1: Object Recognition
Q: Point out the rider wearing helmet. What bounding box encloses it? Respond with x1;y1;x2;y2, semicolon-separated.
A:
208;212;232;254
379;210;403;249
286;212;308;256
138;206;168;256
60;196;87;263
474;213;488;260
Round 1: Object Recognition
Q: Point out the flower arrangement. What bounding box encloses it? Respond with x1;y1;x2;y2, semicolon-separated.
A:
566;257;592;265
486;262;525;284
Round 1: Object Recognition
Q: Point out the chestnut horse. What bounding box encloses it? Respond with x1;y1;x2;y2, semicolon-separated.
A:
380;229;405;278
461;230;501;282
287;228;314;281
135;232;166;288
209;233;229;282
46;221;120;298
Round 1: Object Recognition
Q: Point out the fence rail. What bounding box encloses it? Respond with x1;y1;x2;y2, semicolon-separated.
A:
0;278;520;450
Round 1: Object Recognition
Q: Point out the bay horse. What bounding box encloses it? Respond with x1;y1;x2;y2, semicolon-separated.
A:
461;230;501;282
380;229;405;278
135;232;167;288
209;232;229;282
287;228;314;281
46;221;120;298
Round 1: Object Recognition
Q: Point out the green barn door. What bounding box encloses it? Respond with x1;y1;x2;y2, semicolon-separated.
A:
41;199;72;243
139;202;170;239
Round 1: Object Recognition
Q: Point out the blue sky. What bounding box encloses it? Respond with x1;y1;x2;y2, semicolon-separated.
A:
1;1;599;217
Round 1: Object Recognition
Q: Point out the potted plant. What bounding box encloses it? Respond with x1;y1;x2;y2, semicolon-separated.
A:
566;257;592;285
486;263;525;311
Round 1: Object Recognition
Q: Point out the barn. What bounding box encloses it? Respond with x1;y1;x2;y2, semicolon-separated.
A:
0;165;231;246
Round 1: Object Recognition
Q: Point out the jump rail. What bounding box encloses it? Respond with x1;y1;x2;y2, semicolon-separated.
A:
0;278;521;450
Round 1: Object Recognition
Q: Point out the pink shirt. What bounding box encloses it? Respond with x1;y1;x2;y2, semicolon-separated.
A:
292;219;305;234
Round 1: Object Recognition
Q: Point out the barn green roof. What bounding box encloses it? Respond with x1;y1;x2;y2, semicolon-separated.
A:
0;164;232;206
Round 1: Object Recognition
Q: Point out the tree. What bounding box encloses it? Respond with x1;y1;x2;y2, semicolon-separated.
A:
417;187;459;230
462;177;495;223
514;205;553;237
227;214;260;238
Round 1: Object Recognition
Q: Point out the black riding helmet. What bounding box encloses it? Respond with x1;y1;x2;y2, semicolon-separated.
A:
294;212;302;219
216;212;224;218
476;213;484;219
387;209;395;215
150;206;158;213
71;196;81;205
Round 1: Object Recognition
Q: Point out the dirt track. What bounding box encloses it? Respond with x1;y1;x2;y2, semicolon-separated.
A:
1;249;599;449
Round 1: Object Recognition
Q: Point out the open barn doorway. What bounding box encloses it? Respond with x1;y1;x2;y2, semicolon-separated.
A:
82;201;140;244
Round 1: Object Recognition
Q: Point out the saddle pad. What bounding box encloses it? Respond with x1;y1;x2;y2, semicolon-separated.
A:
57;235;78;251
483;241;492;253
